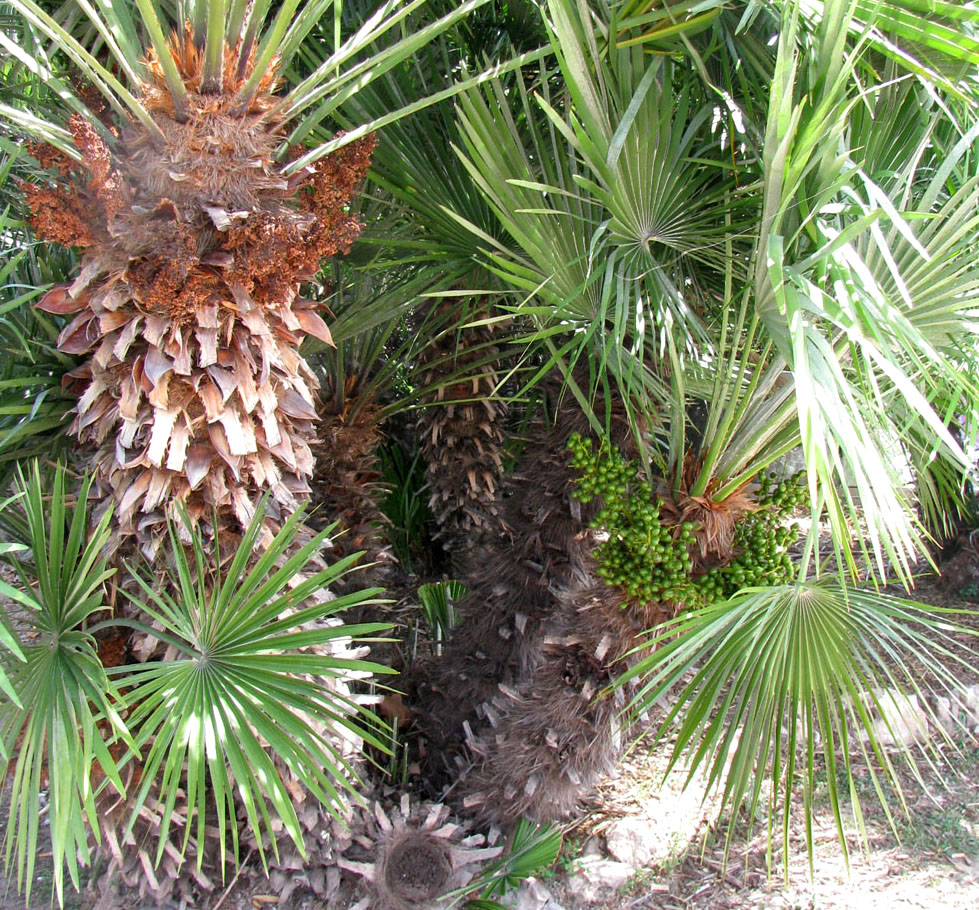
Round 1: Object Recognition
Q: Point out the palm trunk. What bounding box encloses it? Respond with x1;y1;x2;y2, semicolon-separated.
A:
410;385;666;822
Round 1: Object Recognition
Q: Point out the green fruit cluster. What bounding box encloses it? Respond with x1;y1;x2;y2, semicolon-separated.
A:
694;473;805;600
568;434;698;604
568;434;807;606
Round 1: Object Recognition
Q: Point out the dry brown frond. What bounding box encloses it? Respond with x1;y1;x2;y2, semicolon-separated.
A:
144;25;279;100
662;454;757;565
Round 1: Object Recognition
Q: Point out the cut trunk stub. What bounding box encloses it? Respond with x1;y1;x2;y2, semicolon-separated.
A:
338;793;502;909
380;834;452;903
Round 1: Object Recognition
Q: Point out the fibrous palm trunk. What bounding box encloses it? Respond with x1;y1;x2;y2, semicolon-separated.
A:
411;385;667;822
414;301;508;561
309;382;393;588
23;32;374;558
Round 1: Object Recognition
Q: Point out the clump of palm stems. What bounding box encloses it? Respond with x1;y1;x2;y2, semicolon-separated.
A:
429;0;979;867
4;0;979;900
408;386;660;821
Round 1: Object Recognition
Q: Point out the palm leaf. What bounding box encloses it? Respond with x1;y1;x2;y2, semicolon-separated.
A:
0;167;78;479
114;500;394;872
0;463;128;906
2;0;509;166
614;0;726;50
452;0;761;451
748;0;979;584
469;818;562;900
0;493;27;725
618;582;979;872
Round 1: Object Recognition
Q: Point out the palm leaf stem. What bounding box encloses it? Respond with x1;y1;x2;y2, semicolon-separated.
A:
13;0;169;141
236;0;272;75
284;42;551;170
202;0;227;92
233;0;304;111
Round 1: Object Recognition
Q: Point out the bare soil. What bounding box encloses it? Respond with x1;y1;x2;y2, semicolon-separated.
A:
546;718;979;910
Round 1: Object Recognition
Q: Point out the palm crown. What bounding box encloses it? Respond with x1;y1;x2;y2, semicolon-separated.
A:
2;0;488;556
450;0;979;585
3;0;979;902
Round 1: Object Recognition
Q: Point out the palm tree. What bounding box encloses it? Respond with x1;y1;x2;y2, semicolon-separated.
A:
0;1;519;902
297;12;550;566
423;0;979;864
2;0;490;558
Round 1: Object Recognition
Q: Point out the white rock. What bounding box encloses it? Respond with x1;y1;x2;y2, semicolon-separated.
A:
503;877;566;910
605;817;655;869
580;836;603;858
960;684;979;728
566;858;634;902
929;694;959;734
930;685;979;733
861;689;929;748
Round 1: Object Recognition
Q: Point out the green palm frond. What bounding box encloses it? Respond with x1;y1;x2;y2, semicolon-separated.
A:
0;502;26;741
295;37;520;412
0;163;78;478
288;0;551;402
618;581;979;872
443;0;978;580
115;501;394;872
613;0;726;50
850;0;979;83
453;53;705;430
767;175;979;581
328;34;510;275
0;463;128;906
275;0;500;165
303;242;473;427
2;0;501;162
677;295;800;501
748;0;979;583
467;818;563;901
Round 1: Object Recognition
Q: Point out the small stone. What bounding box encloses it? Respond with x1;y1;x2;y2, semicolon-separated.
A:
960;684;979;727
581;836;603;858
861;689;929;748
605;817;655;869
567;858;634;902
502;877;566;910
930;694;958;734
566;873;598;903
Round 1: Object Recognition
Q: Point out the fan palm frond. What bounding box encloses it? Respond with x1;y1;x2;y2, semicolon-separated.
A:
0;463;129;905
618;581;979;871
114;502;394;871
